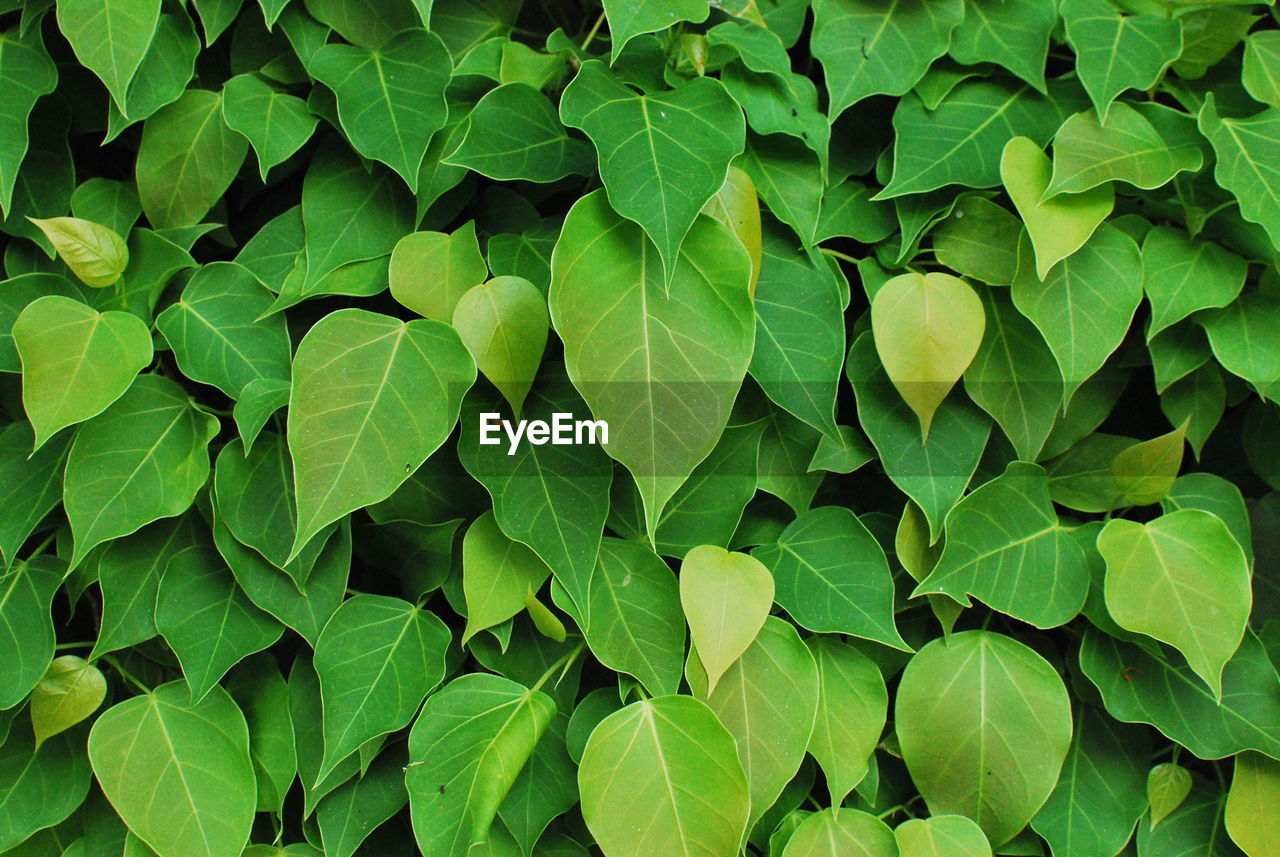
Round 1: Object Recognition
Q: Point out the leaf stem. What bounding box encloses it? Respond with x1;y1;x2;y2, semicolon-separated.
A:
101;654;151;695
531;640;586;695
23;531;58;562
819;247;860;265
54;641;96;651
581;12;606;51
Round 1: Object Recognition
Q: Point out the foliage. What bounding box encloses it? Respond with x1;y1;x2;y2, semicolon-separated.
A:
1;1;1280;856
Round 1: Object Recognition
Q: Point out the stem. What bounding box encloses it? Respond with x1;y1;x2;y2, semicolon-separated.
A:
23;531;57;562
581;12;605;51
101;655;151;694
55;641;95;651
531;641;586;695
819;247;860;265
877;804;905;820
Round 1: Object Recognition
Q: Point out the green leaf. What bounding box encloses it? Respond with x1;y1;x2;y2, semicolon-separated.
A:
0;709;91;852
0;26;57;217
933;197;1022;287
25;217;128;288
54;0;160;110
1030;705;1150;857
1225;751;1280;856
1148;763;1193;830
136;89;248;229
1003;136;1114;280
896;631;1072;847
948;0;1055;92
155;545;283;703
549;191;753;539
687;616;818;830
0;555;61;709
1099;509;1252;699
30;657;105;749
1244;31;1280;108
389;223;488;322
811;0;963;119
1011;224;1142;404
317;749;407;857
287;652;368;817
846;333;992;541
1110;420;1187;506
233;377;289;454
314;594;448;780
1081;627;1280;761
406;673;555;857
781;808;896;857
894;815;992;857
498;714;577;855
1143;226;1248;341
213;433;314;578
601;0;709;61
13;295;152;451
0;422;70;566
87;682;255;857
446;83;593;183
104;12;200;140
871;271;985;439
287;309;475;559
1048;104;1203;199
806;636;887;806
963;285;1062;461
220;74;318;181
311;29;451;191
224;653;296;817
462;510;552;645
582;538;685;697
679;545;774;694
578;695;749;857
64;374;218;568
192;0;242;45
301;0;418;49
156;262;291;400
915;461;1090;628
1198;96;1280;253
560;63;746;284
71;178;141;237
737;133;824;245
1061;0;1182;121
1136;775;1237;857
1201;294;1280;401
452;276;548;417
1160;472;1253;565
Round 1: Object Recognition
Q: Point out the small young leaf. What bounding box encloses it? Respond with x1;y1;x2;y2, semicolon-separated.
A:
679;545;773;694
30;656;106;748
1148;763;1192;830
1110;420;1187;506
25;217;128;287
462;510;553;645
452;276;548;417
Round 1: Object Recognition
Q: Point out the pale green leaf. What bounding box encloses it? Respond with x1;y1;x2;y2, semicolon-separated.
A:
462;510;552;645
679;545;774;694
452;276;548;417
806;636;887;806
30;657;106;749
389;223;488;322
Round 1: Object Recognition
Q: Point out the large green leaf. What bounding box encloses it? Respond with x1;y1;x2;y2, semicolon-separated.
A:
0;555;61;709
287;309;475;559
1047;103;1202;197
1198;96;1280;253
549;191;754;539
452;276;548;418
578;695;749;857
1143;227;1247;341
752;506;908;651
446;83;594;183
1225;752;1280;857
560;63;745;284
805;636;886;806
1061;0;1182;121
314;594;450;780
811;0;963;119
1244;31;1280;108
914;461;1090;628
897;631;1072;847
155;546;283;704
1099;509;1252;699
55;0;160;110
0;709;90;852
1201;294;1280;401
87;682;256;857
311;29;451;191
220;74;318;181
0;26;57;217
14;295;152;451
64;374;218;568
601;0;708;60
136;89;248;229
389;223;488;322
105;12;200;140
948;0;1055;92
406;673;555;857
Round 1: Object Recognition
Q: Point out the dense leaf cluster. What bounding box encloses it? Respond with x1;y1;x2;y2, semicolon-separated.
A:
1;0;1279;855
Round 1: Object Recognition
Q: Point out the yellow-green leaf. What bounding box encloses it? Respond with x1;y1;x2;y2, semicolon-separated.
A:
26;216;129;287
1110;419;1188;506
30;656;106;748
1225;751;1280;857
679;544;773;694
452;276;548;418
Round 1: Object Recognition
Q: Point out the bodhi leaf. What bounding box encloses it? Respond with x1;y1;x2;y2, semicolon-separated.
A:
1149;763;1193;830
948;0;1055;92
13;295;152;451
446;83;594;183
871;271;985;439
1198;96;1280;253
896;631;1073;848
806;636;887;806
1244;31;1280;108
752;506;908;650
810;0;963;120
1143;227;1248;341
287;309;475;560
452;276;548;418
389;223;488;322
1201;293;1280;401
549;191;754;540
155;546;283;704
560;62;746;285
0;708;91;852
54;0;160;110
0;26;57;217
30;656;106;748
223;653;297;817
1225;751;1280;857
933;197;1022;286
679;545;774;694
310;29;451;191
220;74;318;180
914;462;1090;629
25;217;128;287
578;695;749;857
1110;420;1187;506
781;808;896;857
1060;0;1182;122
1002;136;1114;280
0;424;70;566
64;374;218;569
0;555;61;710
894;815;992;857
701;166;762;296
461;510;552;645
1047;104;1202;198
314;594;450;780
87;682;256;857
602;0;709;61
406;673;555;857
1099;509;1252;699
316;745;407;857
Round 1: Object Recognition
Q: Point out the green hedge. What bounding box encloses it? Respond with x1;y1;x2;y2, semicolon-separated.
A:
1;1;1279;856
